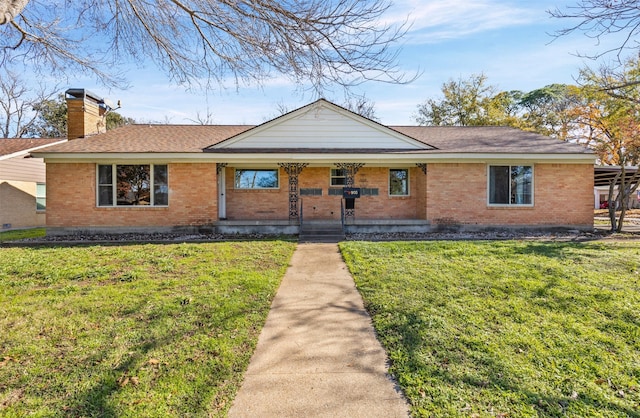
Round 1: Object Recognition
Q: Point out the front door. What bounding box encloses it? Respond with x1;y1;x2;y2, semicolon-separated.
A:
218;167;226;219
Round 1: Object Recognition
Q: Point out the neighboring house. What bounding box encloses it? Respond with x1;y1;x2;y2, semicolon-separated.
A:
32;89;595;235
0;138;66;229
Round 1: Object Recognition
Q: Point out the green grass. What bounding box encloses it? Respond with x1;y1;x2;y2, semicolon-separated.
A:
0;241;295;417
340;240;640;417
0;228;45;242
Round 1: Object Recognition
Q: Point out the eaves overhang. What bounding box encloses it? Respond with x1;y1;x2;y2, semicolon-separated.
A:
2;139;67;161
34;151;596;165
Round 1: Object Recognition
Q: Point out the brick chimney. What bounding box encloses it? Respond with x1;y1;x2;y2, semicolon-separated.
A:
65;88;110;140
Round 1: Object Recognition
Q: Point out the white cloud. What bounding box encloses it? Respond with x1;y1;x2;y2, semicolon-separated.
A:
386;0;539;43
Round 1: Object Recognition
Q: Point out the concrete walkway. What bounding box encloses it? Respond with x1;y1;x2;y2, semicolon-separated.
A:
228;243;409;418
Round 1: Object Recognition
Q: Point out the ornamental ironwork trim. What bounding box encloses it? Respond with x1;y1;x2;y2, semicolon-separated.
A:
278;163;309;220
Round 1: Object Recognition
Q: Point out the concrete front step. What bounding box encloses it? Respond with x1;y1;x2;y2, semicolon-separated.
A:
299;235;345;243
299;222;345;242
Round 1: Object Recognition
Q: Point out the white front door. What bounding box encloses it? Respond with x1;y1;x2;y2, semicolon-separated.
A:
218;167;226;219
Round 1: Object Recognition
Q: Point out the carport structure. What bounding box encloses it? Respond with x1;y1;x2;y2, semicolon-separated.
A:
594;166;640;210
594;166;640;187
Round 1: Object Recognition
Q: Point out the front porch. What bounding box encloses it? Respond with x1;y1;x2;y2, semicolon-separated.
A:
215;218;431;235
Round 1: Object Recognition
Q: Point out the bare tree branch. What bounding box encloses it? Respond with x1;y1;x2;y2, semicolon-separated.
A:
0;68;59;138
549;0;640;61
0;0;414;92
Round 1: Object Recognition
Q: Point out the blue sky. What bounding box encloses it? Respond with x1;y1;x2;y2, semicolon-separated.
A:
66;0;628;126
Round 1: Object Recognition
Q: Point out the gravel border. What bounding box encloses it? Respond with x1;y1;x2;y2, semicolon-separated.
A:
4;228;631;245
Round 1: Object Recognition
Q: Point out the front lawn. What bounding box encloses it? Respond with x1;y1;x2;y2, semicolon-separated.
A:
341;241;640;417
0;241;295;416
0;228;45;242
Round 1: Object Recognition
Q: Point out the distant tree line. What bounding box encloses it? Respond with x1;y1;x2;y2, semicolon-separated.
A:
0;80;135;139
413;58;640;232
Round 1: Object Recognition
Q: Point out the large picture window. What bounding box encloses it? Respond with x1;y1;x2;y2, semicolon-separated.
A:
234;169;279;189
389;169;409;196
97;164;168;206
489;165;532;205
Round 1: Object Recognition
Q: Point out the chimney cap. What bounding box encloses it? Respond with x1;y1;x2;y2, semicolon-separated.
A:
65;88;113;110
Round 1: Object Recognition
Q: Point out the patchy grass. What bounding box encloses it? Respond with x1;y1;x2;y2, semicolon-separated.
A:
340;240;640;417
0;241;295;417
595;209;640;218
0;228;45;242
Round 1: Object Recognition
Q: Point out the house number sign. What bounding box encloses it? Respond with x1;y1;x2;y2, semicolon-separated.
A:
343;187;361;198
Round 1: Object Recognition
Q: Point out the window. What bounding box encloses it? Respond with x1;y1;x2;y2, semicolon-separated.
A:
36;183;46;210
97;164;168;206
389;169;409;196
361;188;379;196
234;169;279;189
489;165;532;205
330;169;346;186
300;188;322;196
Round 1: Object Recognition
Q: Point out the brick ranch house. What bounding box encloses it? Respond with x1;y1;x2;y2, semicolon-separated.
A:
32;89;595;236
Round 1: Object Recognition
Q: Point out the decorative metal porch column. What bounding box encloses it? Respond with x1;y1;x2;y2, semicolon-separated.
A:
278;163;308;221
335;163;365;219
216;163;227;174
416;163;427;174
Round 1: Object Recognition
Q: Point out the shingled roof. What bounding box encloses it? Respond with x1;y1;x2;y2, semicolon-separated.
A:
392;126;591;154
37;125;252;153
35;124;591;155
0;138;65;157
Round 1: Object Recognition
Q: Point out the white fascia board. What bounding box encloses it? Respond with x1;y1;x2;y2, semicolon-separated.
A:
37;151;595;165
416;153;596;164
36;153;215;164
208;152;595;164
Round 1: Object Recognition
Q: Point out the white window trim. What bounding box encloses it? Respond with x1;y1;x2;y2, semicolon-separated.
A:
330;168;347;187
389;168;410;197
486;164;534;207
35;182;46;212
96;164;169;207
233;168;280;190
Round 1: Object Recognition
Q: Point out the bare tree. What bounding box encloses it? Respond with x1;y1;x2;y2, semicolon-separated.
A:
0;69;57;138
342;94;379;121
266;96;378;121
1;0;412;91
187;109;216;125
549;1;640;60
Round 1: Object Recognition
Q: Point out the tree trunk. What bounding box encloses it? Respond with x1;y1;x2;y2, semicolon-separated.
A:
609;169;640;233
0;0;29;24
618;171;640;232
608;173;620;232
616;167;627;233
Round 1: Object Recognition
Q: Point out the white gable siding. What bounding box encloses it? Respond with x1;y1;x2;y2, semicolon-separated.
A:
220;105;425;150
0;155;46;183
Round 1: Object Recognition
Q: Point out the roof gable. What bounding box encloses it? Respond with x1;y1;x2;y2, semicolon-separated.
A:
210;99;433;150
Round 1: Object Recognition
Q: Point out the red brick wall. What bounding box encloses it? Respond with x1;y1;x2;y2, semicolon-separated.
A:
298;167;341;220
354;167;419;219
223;167;422;220
426;163;593;227
46;163;218;228
224;167;290;220
46;162;594;229
415;167;427;219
